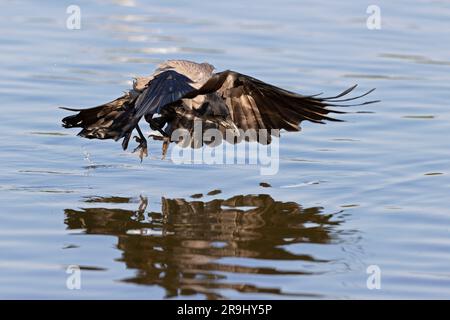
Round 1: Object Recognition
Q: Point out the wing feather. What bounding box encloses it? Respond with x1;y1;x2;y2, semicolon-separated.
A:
186;70;377;132
133;70;196;119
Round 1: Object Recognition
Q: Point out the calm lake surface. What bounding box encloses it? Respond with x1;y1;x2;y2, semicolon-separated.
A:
1;0;450;299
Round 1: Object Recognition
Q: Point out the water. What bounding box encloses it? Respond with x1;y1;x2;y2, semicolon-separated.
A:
1;0;450;299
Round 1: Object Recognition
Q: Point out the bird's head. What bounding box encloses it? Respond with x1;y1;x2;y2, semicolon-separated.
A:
201;62;215;74
133;76;152;91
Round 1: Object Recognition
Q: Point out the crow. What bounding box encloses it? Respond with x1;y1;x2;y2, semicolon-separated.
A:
61;60;378;160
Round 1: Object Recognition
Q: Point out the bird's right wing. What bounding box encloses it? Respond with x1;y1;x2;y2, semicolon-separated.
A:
61;92;137;141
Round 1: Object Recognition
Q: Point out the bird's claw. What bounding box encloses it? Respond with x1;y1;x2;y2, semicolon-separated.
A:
133;136;148;162
147;135;169;159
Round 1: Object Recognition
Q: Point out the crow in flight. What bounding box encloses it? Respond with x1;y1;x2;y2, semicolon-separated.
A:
62;60;377;160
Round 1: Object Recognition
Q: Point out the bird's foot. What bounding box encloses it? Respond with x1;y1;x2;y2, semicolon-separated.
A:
161;137;170;160
133;136;148;162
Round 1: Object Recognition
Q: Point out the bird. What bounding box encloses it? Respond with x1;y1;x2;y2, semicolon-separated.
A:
61;60;378;160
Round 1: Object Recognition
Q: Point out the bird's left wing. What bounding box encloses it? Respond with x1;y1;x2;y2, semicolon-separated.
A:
186;70;378;132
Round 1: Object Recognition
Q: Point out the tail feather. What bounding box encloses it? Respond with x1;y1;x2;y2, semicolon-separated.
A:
61;92;137;149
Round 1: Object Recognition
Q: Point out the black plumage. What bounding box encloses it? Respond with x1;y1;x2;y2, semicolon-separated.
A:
61;60;378;160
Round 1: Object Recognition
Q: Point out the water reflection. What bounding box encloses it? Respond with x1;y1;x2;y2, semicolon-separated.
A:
64;194;344;299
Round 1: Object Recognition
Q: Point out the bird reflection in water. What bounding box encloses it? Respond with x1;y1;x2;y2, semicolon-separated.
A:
64;193;344;299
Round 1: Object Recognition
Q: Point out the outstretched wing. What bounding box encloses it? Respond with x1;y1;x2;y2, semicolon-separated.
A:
133;70;196;119
61;70;199;151
61;92;137;141
186;70;378;132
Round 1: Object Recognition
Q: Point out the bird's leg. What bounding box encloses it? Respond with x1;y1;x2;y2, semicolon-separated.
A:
161;137;170;160
144;113;172;159
145;114;169;138
149;119;169;137
133;124;148;162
